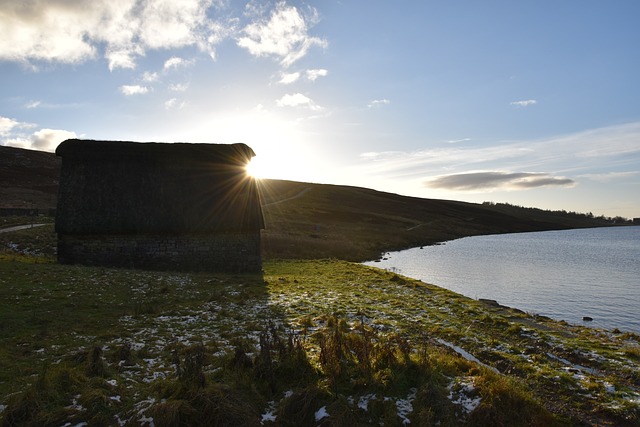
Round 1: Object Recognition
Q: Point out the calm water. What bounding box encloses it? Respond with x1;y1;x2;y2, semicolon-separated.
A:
364;226;640;333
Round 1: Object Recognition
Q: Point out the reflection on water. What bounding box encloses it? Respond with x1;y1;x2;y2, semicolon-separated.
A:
364;226;640;333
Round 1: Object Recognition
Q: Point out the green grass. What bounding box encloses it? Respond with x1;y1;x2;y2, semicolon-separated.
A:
1;252;638;425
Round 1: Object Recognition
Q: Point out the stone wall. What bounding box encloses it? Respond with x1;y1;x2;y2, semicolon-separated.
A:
57;232;262;273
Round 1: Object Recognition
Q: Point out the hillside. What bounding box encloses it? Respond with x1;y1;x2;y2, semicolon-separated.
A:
0;146;61;209
0;145;615;261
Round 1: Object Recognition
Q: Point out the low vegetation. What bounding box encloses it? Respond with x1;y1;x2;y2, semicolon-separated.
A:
1;227;639;425
257;179;624;261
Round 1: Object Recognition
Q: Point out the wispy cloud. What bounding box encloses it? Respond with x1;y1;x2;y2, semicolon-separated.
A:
368;99;390;108
447;138;471;144
354;121;640;188
276;93;322;110
120;85;150;96
579;171;640;182
306;68;328;81
142;71;160;82
163;56;193;70
510;99;537;107
425;171;575;191
237;2;327;67
164;98;186;110
25;100;42;109
169;83;189;92
279;72;301;84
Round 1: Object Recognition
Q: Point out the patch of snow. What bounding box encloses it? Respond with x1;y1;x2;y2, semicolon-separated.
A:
604;382;616;393
396;388;417;425
110;395;121;402
547;352;601;377
437;339;500;374
0;405;5;413
448;378;481;414
106;379;118;387
358;393;376;411
261;401;277;424
65;395;86;412
142;371;167;383
138;415;155;426
314;406;329;422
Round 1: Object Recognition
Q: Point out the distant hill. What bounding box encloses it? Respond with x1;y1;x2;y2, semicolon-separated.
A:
0;145;615;261
0;146;61;209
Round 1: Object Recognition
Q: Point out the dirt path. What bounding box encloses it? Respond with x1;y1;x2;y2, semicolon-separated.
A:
262;187;312;207
0;223;47;233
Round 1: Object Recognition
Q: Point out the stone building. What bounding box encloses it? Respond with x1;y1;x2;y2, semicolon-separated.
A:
55;139;263;272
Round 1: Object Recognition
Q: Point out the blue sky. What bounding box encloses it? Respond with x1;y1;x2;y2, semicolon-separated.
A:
1;1;639;218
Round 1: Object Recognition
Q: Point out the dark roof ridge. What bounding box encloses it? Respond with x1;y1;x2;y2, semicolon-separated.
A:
55;139;256;164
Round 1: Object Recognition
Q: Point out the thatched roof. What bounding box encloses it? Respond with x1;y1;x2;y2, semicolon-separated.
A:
55;139;263;234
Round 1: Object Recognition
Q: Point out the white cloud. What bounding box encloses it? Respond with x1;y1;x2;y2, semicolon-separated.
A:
25;100;42;109
164;97;186;110
169;83;189;92
120;85;150;95
276;93;321;110
105;48;141;71
1;115;77;152
579;171;640;182
237;2;327;67
0;1;97;65
368;99;390;108
0;2;327;71
510;99;537;107
142;71;160;82
0;116;20;136
164;56;194;70
30;129;78;151
279;72;301;84
306;68;327;81
424;171;575;192
0;0;230;70
2;127;76;152
360;151;405;160
447;138;471;144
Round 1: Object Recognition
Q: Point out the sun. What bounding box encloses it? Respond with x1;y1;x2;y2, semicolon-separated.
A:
245;156;268;179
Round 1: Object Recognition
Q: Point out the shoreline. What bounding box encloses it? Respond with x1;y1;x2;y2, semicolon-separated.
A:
365;226;640;335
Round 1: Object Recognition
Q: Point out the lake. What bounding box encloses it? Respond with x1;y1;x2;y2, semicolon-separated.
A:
364;226;640;333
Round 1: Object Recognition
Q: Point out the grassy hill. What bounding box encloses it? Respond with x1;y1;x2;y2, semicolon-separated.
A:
257;179;613;261
0;145;617;261
0;146;61;210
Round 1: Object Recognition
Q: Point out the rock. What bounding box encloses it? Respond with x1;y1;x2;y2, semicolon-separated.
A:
583;316;593;322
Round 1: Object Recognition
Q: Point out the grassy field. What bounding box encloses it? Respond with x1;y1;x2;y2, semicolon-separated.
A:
1;227;639;426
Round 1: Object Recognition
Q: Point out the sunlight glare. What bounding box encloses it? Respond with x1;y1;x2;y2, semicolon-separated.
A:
184;107;330;183
246;156;267;178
